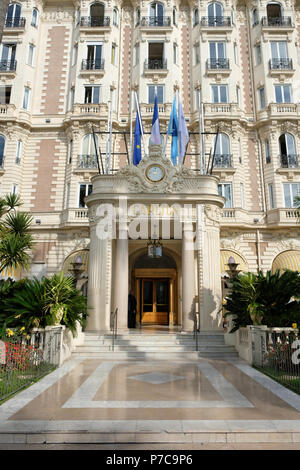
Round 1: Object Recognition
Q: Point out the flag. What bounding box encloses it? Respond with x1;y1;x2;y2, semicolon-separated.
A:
167;96;178;165
150;93;161;145
178;96;189;164
133;101;143;166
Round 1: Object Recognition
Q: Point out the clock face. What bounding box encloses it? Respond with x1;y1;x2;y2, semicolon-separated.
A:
146;164;165;182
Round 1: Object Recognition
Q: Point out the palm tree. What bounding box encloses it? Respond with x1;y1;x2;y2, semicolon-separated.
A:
0;194;34;275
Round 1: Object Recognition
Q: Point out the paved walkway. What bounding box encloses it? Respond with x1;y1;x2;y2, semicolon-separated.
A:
1;356;300;447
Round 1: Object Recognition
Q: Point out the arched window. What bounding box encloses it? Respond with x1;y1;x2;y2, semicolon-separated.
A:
0;135;5;167
265;139;271;163
113;8;118;26
193;8;199;26
31;8;38;27
81;134;98;168
90;2;105;26
150;2;164;26
266;2;283;23
208;2;224;25
279;133;297;168
214;133;231;167
6;3;22;27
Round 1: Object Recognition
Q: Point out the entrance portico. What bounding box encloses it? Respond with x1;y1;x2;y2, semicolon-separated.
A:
85;143;224;333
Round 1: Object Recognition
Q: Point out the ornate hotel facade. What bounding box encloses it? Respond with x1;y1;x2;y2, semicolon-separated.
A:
0;0;300;332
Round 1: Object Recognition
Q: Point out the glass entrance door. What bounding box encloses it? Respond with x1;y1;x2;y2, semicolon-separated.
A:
141;279;169;324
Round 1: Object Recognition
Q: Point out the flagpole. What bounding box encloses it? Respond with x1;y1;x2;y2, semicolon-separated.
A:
129;89;133;164
198;88;205;174
106;99;112;174
134;91;147;157
177;90;181;165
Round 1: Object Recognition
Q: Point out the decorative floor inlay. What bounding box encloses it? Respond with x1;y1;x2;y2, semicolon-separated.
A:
0;357;300;436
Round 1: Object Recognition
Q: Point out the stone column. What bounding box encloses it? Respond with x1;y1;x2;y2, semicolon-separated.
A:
113;227;128;330
199;205;223;331
181;223;195;332
87;225;111;332
169;279;174;326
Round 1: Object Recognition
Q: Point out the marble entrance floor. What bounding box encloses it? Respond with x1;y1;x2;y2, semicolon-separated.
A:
1;357;300;445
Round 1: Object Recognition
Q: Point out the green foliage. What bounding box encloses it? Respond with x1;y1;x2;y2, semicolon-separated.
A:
0;274;88;338
225;269;300;332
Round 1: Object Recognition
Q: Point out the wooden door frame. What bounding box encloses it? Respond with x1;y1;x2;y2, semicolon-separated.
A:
133;268;177;326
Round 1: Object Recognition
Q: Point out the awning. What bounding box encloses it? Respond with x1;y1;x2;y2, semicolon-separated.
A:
220;250;248;275
63;249;89;275
272;250;300;274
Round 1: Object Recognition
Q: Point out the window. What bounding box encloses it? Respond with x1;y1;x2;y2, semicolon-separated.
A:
218;183;233;208
81;133;98;158
279;133;297;167
22;87;30;110
240;183;244;208
69;88;74;111
5;3;21;27
27;44;35;66
110;88;116;112
148;85;164;104
208;2;224;25
275;84;291;103
173;7;177;26
12;184;18;195
78;183;92;208
236;86;241;107
283;183;300;208
111;44;117;65
209;42;226;68
234;43;238;65
90;2;104;25
173;43;178;64
15;139;22;164
150;2;164;24
1;43;16;69
265;139;271;163
193;8;199;26
269;183;275;209
258;87;265;109
211;85;228;103
84;86;101;104
68;140;73;164
86;43;103;69
72;44;78;66
270;41;288;60
31;8;38;27
113;8;118;26
65;182;70;209
267;2;283;22
194;44;200;65
252;8;259;26
0;86;11;104
214;133;231;167
136;8;140;26
134;44;139;65
254;45;261;65
238;139;242;164
0;135;5;166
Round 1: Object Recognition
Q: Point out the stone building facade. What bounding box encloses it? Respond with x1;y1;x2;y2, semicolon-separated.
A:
0;0;300;331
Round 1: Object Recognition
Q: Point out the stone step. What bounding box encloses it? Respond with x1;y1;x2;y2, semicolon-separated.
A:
72;351;238;359
82;339;225;346
75;345;237;353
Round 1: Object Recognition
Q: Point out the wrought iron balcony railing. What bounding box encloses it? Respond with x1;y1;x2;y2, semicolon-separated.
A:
207;58;230;70
261;16;293;27
0;60;17;71
140;16;171;27
144;59;167;70
81;59;105;71
200;16;231;27
77;155;98;169
4;17;26;28
79;16;110;27
280;154;299;168
213;154;232;168
269;58;293;70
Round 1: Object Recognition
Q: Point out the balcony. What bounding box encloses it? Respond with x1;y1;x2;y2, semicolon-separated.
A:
206;58;230;76
0;60;17;76
257;103;300;122
213;154;232;168
79;16;110;27
261;16;293;28
269;58;294;76
81;59;105;76
4;17;26;29
60;208;89;227
0;103;16;119
139;102;172;122
144;59;168;76
77;155;98;171
267;208;300;226
64;103;109;124
200;16;231;28
280;154;299;169
140;16;171;28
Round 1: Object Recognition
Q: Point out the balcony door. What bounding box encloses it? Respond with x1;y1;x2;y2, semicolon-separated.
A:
90;2;104;25
1;44;16;70
148;42;164;69
208;2;223;25
267;2;283;21
141;279;169;325
87;44;102;69
6;3;21;27
209;42;226;68
150;2;164;25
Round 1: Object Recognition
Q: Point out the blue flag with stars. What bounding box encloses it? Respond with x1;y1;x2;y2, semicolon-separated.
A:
133;107;143;166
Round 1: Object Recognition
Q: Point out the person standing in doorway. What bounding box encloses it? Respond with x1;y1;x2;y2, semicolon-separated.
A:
128;290;137;328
